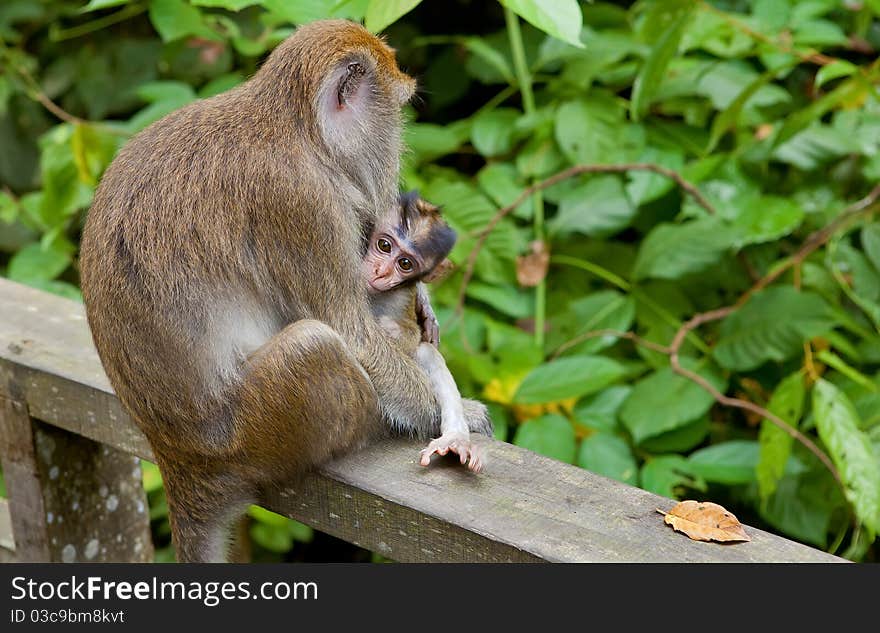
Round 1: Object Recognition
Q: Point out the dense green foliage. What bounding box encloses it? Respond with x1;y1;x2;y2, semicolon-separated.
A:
2;0;880;561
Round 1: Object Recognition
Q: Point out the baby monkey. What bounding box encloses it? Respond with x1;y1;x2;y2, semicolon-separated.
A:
364;191;485;472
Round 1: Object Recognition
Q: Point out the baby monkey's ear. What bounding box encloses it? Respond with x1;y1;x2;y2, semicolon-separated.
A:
423;258;454;283
416;197;442;217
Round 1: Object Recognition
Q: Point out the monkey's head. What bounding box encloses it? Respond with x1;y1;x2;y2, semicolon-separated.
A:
255;20;416;159
363;191;456;293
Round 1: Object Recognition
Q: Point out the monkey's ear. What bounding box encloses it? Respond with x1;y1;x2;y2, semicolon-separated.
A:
415;198;441;216
319;58;371;145
423;258;454;283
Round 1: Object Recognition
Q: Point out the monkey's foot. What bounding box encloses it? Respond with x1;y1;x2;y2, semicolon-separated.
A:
419;432;484;473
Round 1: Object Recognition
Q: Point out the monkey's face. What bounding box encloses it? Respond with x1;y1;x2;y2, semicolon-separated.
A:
363;194;457;293
363;227;423;293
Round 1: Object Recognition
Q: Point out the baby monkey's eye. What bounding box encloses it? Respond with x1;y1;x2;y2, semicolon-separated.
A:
377;238;392;253
397;257;413;272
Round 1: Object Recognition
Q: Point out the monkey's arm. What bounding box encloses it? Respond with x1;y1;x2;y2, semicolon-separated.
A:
330;302;441;437
415;342;484;473
415;283;439;347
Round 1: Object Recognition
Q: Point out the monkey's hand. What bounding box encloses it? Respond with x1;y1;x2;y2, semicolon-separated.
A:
419;432;484;473
416;283;440;347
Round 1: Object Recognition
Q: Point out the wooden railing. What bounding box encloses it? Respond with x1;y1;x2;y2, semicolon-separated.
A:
0;278;843;562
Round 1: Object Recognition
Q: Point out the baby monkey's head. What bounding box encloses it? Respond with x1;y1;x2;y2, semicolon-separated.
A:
364;191;456;293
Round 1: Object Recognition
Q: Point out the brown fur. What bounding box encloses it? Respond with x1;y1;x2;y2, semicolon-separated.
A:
79;20;464;562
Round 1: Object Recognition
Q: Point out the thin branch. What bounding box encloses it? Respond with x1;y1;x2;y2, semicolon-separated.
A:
455;162;717;316
551;329;671;360
30;89;85;126
668;308;845;491
740;183;880;304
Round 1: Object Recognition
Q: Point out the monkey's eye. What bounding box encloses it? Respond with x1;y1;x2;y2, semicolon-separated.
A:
377;238;392;253
398;257;413;272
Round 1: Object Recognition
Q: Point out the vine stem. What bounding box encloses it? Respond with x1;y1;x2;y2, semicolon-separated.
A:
667;308;845;492
661;186;880;500
454;162;718;316
504;7;545;348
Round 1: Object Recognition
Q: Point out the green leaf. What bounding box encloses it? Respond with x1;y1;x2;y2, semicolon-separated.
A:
814;60;858;90
550;291;635;356
862;223;880;275
499;0;584;48
630;5;694;121
813;379;880;533
773;124;859;171
714;288;837;371
773;78;867;150
550;176;635;238
127;81;198;133
640;455;701;498
149;0;216;43
577;433;638;485
633;218;735;280
516;131;566;178
262;0;349;23
250;522;292;553
707;62;796;153
136;81;197;104
572;385;632;433
620;360;727;444
513;414;576;463
7;242;70;283
471;108;521;158
466;282;532;319
625;146;684;206
0;190;18;224
793;19;848;47
477;163;532;220
757;372;805;501
554;95;628;165
199;73;245;98
405;123;466;164
37;126;94;227
248;504;290;528
639;417;709;453
70;123;119;186
759;473;835;548
463;37;515;85
688;440;761;485
729;196;804;247
422;179;522;284
364;0;421;32
514;355;626;404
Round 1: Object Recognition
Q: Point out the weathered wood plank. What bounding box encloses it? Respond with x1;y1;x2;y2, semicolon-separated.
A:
0;395;51;560
0;394;153;562
0;278;845;562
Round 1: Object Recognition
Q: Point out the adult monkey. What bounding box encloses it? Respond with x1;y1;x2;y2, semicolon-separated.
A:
80;20;489;563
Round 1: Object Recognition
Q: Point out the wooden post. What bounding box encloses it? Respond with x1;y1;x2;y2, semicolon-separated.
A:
0;395;153;562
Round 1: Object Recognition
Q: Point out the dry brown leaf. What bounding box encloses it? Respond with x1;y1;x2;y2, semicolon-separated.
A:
660;500;751;543
516;241;549;287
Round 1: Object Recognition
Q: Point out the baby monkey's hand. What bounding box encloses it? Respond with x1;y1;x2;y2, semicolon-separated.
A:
419;432;484;473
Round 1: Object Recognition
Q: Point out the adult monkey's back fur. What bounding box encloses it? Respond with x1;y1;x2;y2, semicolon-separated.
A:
79;20;457;562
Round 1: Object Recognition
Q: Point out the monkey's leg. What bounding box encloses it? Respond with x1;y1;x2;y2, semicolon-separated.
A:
234;319;381;471
159;456;257;563
163;320;380;563
415;343;486;473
